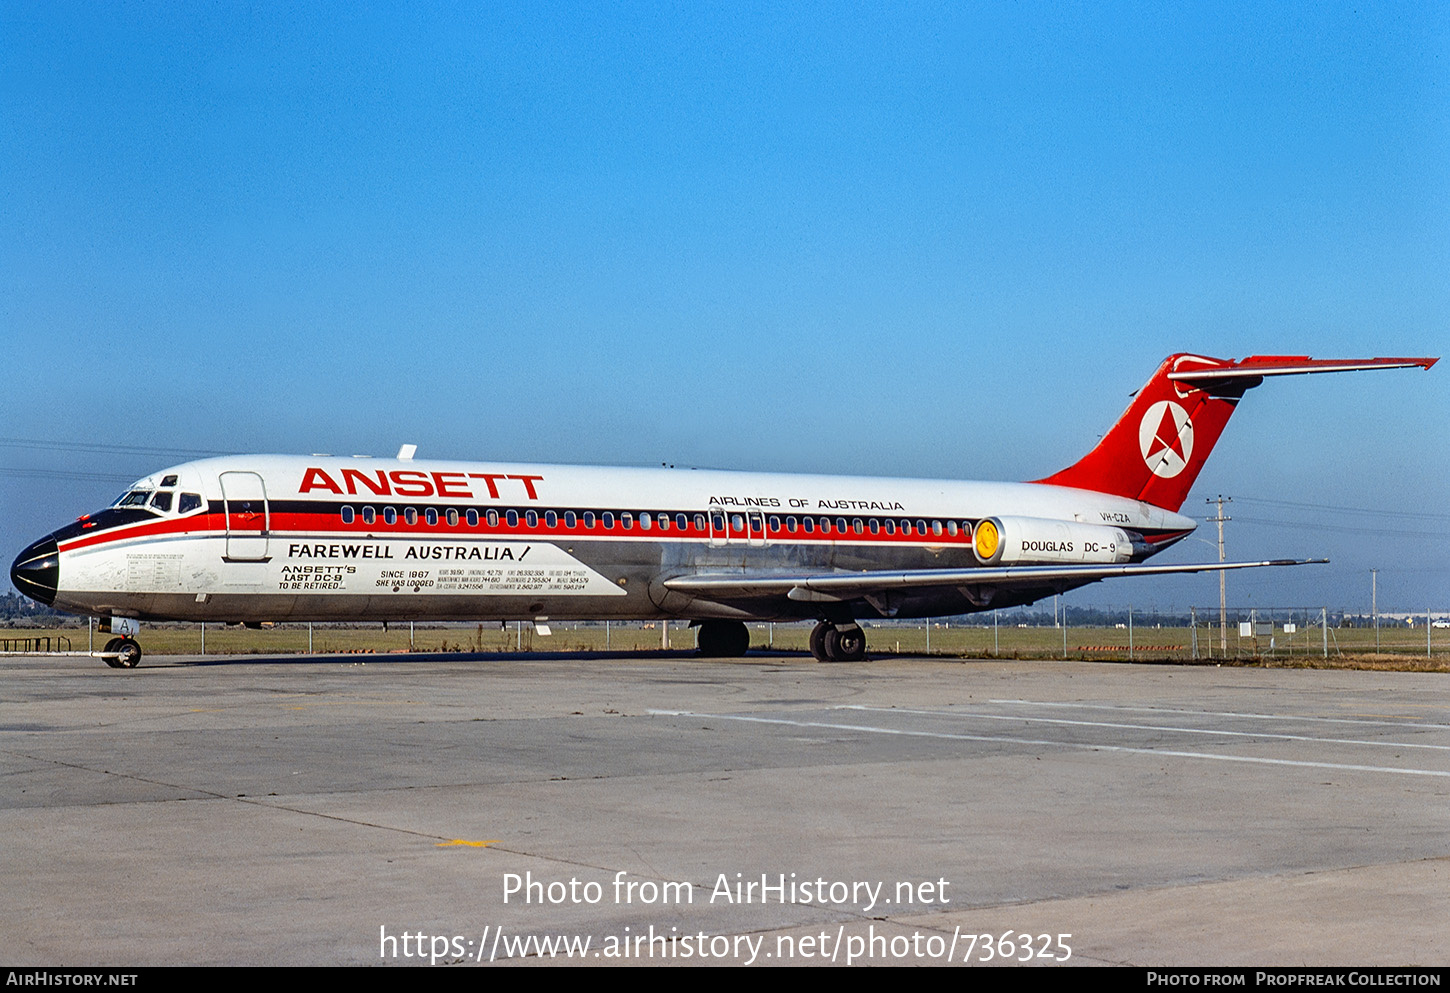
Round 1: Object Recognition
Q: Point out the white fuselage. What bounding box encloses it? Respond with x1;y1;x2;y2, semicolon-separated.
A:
30;454;1195;625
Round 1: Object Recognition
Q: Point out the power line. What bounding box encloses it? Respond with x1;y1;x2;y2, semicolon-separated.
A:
1232;516;1450;540
0;437;234;458
0;467;140;483
1233;496;1450;523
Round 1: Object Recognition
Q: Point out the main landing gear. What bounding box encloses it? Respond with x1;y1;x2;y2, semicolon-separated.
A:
692;619;869;661
696;619;752;657
102;637;142;669
810;620;867;663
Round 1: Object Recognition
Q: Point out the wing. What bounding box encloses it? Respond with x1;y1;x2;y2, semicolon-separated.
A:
663;559;1324;604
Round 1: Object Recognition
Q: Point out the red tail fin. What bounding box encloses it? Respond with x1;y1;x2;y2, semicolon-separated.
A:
1033;353;1437;512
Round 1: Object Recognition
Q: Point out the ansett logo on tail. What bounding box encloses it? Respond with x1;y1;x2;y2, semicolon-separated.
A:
1138;400;1193;478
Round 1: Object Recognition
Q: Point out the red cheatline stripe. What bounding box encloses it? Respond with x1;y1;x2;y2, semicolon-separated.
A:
59;507;982;552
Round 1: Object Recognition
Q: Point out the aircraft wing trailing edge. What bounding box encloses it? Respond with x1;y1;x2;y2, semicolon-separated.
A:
662;559;1326;604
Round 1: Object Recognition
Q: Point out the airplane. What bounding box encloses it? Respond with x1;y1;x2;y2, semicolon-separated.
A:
10;352;1436;668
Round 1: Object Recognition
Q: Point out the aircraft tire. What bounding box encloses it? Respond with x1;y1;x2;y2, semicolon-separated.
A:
809;622;832;661
102;638;125;668
824;626;867;663
114;638;142;668
697;620;750;658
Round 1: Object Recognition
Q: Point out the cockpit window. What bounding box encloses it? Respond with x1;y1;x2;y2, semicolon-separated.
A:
149;491;173;512
178;493;203;514
160;475;179;487
115;490;153;508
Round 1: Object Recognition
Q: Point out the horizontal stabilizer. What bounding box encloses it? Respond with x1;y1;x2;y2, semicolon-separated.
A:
1168;355;1437;382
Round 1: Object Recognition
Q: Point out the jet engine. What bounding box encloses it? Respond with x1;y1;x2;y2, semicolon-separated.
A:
972;516;1142;566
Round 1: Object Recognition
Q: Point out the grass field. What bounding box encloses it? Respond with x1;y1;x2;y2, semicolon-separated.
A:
4;619;1447;670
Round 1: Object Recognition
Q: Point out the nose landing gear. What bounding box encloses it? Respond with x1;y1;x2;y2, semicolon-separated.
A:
809;620;867;662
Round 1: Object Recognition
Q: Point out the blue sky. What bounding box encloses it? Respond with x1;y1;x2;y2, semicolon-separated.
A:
4;3;1447;612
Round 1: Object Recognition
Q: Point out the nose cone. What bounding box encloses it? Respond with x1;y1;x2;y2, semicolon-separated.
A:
11;535;59;607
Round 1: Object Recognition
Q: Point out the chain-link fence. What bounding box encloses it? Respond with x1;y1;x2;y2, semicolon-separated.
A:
4;609;1447;661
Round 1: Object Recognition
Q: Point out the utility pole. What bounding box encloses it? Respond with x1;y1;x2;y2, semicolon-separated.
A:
1207;496;1232;654
1371;569;1379;652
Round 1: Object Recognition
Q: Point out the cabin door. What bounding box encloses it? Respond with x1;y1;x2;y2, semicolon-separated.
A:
220;471;270;561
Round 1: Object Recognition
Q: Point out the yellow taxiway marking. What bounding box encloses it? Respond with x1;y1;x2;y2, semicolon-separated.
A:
437;840;501;848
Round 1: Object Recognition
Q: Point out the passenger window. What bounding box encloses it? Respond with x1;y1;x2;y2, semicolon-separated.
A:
836;517;847;533
362;507;376;525
693;514;706;531
884;519;895;535
621;512;633;530
731;514;744;531
639;512;651;530
447;509;460;527
853;518;863;534
654;514;667;531
545;510;558;528
384;507;398;525
486;509;500;528
602;512;615;529
466;509;479;527
802;517;814;533
564;511;577;528
932;520;943;536
341;505;354;524
506;510;519;528
404;508;418;525
869;519;879;534
946;520;958;536
525;510;538;528
583;511;596;528
785;516;797;532
768;516;780;531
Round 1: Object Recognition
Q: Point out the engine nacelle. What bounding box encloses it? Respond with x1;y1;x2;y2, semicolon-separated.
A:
972;516;1139;566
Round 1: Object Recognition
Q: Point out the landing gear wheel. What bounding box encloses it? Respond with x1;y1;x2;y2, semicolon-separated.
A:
108;638;142;668
696;620;751;658
809;622;831;661
824;625;867;662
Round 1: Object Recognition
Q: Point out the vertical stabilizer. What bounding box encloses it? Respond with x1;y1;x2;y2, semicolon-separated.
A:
1033;353;1437;512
